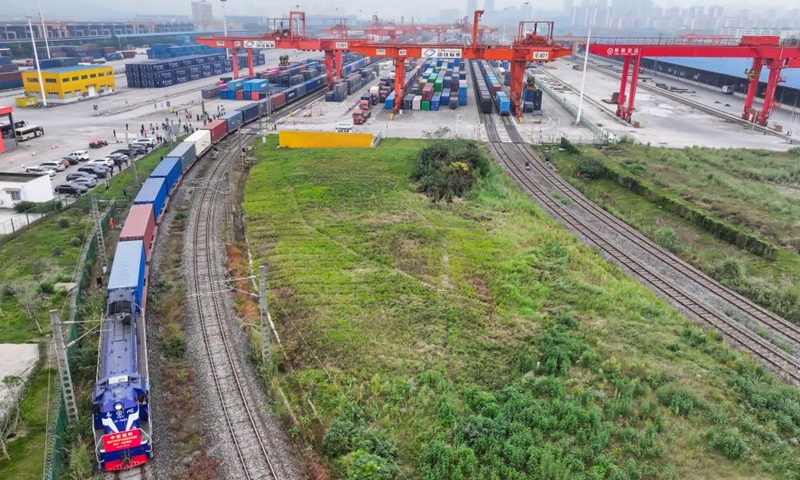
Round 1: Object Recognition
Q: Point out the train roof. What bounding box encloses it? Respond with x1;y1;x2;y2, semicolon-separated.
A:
134;177;166;204
107;240;145;293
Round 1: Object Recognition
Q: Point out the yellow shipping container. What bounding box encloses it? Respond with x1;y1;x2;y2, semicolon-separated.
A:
279;131;374;149
15;96;38;107
22;65;115;104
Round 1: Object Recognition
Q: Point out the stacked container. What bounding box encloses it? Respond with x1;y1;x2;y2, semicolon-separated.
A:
134;178;168;221
150;158;182;193
120;205;156;261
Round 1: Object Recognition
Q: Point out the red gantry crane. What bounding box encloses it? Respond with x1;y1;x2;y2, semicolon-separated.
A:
588;35;800;125
196;10;572;117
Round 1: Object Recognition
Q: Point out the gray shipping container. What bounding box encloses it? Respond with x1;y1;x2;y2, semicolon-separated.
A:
201;86;220;99
165;141;197;173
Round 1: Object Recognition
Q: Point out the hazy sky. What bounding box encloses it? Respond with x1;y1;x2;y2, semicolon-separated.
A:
2;0;780;20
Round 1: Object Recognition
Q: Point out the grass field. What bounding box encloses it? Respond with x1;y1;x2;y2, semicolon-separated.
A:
542;144;800;324
243;137;800;479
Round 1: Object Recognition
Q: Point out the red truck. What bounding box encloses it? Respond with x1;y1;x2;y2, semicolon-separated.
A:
352;108;371;125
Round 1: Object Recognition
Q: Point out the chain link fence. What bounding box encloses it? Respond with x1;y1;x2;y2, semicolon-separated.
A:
43;201;115;480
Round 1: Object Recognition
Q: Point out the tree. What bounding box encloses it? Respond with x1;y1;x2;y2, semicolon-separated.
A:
12;282;45;333
2;375;24;430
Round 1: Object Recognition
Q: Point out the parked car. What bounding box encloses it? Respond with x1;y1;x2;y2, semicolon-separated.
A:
67;172;97;181
37;161;66;172
135;138;157;148
78;165;109;178
89;158;114;168
54;182;88;196
112;145;145;156
107;153;129;165
67;150;90;161
71;176;97;188
24;166;56;177
62;156;81;166
56;158;72;168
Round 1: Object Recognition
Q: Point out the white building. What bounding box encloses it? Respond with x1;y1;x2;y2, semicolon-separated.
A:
0;173;54;208
192;0;214;31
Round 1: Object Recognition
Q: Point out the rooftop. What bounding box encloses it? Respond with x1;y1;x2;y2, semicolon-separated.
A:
0;172;46;183
41;65;112;74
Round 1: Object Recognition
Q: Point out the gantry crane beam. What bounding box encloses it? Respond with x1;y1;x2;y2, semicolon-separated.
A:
197;10;572;117
588;36;800;125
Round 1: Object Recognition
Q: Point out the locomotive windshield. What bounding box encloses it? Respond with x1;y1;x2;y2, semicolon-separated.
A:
107;300;133;316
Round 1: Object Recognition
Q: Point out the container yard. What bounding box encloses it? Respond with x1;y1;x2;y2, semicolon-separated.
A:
125;53;266;88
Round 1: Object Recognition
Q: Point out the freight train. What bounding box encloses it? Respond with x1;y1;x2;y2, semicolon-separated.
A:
470;59;510;115
92;58;379;471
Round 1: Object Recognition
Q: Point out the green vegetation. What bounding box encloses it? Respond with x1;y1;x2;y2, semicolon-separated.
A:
244;137;800;479
543;144;800;324
0;366;55;479
412;140;490;201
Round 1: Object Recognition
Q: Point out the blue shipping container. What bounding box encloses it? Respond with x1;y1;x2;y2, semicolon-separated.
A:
134;177;168;220
220;111;244;132
107;240;146;314
150;157;182;193
236;103;259;123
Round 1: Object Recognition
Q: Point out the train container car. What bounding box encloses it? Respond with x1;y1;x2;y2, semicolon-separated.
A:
119;205;156;261
495;92;511;116
235;102;259;123
106;240;147;314
134;178;168;221
150;157;182;193
166;141;197;174
94;239;151;471
220;111;243;132
185;130;212;157
202;119;228;144
257;98;273;117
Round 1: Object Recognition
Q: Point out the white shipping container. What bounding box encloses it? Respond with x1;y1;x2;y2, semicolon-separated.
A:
413;95;422;110
370;86;379;94
185;130;212;157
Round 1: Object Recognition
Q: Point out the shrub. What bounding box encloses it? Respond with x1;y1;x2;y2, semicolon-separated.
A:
51;246;63;257
340;450;393;480
536;325;587;376
412;140;490;202
70;237;82;247
38;280;55;294
560;136;580;155
323;420;360;458
656;384;707;416
57;218;70;228
654;227;679;252
14;200;61;214
163;334;186;358
708;429;749;460
576;155;607;179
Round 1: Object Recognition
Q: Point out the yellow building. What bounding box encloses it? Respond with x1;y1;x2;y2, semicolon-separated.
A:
22;65;115;104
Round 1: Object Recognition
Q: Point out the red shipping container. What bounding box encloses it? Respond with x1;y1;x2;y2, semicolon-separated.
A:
270;92;286;109
251;92;259;100
120;204;156;261
235;90;243;100
202;119;228;144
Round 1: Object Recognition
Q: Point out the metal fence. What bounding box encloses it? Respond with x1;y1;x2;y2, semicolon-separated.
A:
535;80;611;145
43;201;115;480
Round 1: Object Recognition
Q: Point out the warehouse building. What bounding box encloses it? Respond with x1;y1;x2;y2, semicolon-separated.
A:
0;173;54;208
22;65;116;104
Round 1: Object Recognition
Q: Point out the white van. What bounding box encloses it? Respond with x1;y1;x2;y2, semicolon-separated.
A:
68;150;90;161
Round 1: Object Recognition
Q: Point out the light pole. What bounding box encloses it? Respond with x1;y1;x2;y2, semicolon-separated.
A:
220;0;229;59
38;6;50;59
455;114;462;138
502;7;510;45
27;15;47;107
575;0;594;125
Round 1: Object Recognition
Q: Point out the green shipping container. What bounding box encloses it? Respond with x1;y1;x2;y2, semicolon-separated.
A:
434;79;444;92
422;100;430;111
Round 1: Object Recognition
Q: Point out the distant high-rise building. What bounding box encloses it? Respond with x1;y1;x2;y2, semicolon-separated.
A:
484;0;496;15
564;0;575;15
192;0;213;30
708;5;724;18
440;8;460;23
467;0;478;17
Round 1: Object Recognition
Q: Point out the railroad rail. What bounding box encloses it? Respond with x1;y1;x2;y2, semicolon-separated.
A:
184;88;325;479
190;127;278;480
481;114;800;385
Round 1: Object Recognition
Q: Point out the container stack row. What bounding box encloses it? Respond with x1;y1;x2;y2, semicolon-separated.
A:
390;58;466;112
0;55;21;90
146;43;226;60
37;44;119;62
125;53;266;88
325;58;379;102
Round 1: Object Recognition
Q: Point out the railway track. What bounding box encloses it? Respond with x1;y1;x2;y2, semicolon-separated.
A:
183;90;325;479
587;62;791;140
481;115;800;385
105;465;152;480
190;128;278;479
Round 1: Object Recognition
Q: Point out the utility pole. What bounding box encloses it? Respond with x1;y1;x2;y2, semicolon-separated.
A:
50;310;78;423
27;15;47;107
91;195;108;274
258;265;271;362
39;10;51;59
128;144;139;189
